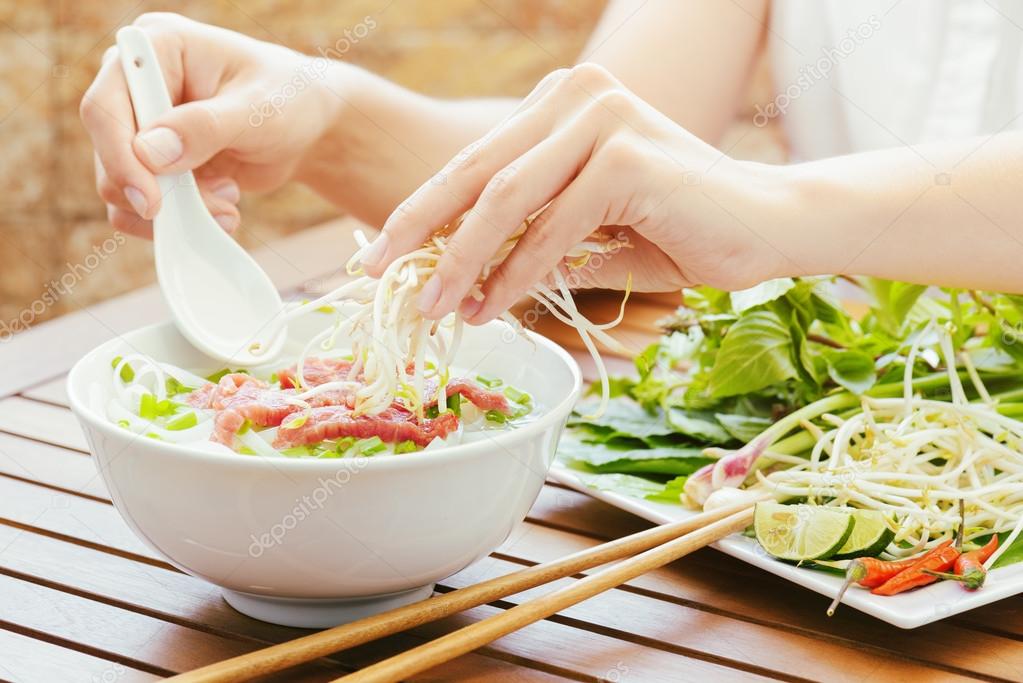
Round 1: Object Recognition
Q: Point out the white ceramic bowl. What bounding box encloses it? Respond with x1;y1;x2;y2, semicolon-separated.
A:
67;313;581;627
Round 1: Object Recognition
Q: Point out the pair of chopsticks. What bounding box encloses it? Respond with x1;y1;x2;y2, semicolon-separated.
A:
169;495;764;683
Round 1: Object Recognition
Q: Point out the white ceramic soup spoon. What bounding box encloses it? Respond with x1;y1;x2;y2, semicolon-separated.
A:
115;26;286;366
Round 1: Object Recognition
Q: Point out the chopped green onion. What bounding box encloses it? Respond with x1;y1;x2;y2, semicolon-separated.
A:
476;375;503;389
512;404;532;419
334;436;356;454
116;419;130;429
237;419;252;435
282;413;309;430
155;399;177;417
139;393;158;420
205;368;231;383
355;436;386;456
269;373;279;384
281;446;313;457
316;305;336;314
111;356;135;382
165;412;198;431
447;392;462;417
238;446;257;455
145;432;161;440
394;440;419;454
485;409;508;424
165;377;193;396
425;405;440;419
503;386;531;405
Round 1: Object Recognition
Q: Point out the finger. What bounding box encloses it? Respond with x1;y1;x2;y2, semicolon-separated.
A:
418;117;600;319
200;187;242;233
81;50;163;219
360;69;574;278
131;87;255;177
470;163;611;323
105;183;241;239
107;205;153;239
98;154;239;218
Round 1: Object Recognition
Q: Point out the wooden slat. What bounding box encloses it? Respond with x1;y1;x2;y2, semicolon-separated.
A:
0;472;160;562
0;432;107;500
20;376;70;407
0;396;89;452
0;627;160;683
442;556;979;683
0;525;580;682
0;219;364;399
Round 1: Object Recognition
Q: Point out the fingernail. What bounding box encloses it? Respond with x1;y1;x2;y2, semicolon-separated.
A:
417;276;442;314
136;127;183;167
360;233;389;267
215;214;239;233
459;296;483;319
123;186;148;216
211;179;240;203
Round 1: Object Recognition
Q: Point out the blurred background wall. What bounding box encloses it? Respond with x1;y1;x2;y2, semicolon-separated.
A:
0;0;784;337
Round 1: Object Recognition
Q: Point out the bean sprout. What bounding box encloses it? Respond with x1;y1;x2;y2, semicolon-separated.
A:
285;217;629;417
760;327;1023;557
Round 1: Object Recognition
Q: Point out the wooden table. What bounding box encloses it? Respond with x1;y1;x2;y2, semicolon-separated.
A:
0;219;1020;682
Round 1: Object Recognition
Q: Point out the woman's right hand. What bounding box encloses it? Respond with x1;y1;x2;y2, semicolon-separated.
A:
80;12;344;238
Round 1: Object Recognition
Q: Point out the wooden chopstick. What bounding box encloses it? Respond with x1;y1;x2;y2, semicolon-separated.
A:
334;506;756;682
169;495;764;683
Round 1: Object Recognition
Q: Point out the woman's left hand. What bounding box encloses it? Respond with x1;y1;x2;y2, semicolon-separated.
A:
359;63;793;323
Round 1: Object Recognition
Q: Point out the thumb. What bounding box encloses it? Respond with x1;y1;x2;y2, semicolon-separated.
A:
132;93;250;174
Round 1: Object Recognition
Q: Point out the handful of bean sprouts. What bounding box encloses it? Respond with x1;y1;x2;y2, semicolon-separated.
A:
759;325;1023;568
285;216;630;418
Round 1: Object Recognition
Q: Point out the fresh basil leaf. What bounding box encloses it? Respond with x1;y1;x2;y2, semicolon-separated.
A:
707;311;799;398
570;396;675;439
569;471;669;500
729;278;796;314
864;279;928;335
666;407;733;444
993;531;1023;569
826;350;877;394
715;413;773;442
645;475;688;504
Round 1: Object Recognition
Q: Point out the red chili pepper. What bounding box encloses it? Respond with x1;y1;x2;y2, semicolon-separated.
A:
924;535;999;591
872;539;961;596
827;555;927;616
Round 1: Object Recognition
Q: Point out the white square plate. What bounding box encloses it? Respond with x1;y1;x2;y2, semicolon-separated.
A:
550;463;1023;628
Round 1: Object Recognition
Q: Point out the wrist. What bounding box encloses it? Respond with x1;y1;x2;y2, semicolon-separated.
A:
742;159;849;283
294;59;365;188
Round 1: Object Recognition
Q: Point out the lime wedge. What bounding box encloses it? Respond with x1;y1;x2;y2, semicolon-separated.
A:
754;502;855;562
832;509;894;559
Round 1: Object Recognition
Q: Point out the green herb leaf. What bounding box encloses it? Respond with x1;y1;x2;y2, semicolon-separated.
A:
729;278;796;314
666;408;732;444
707;310;799;398
826;350;877;394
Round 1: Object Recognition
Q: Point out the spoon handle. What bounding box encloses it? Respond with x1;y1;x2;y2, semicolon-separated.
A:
116;26;194;199
116;27;174;127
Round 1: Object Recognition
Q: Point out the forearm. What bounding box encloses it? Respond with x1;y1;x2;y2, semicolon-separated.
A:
765;133;1023;293
298;62;515;226
300;1;766;226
